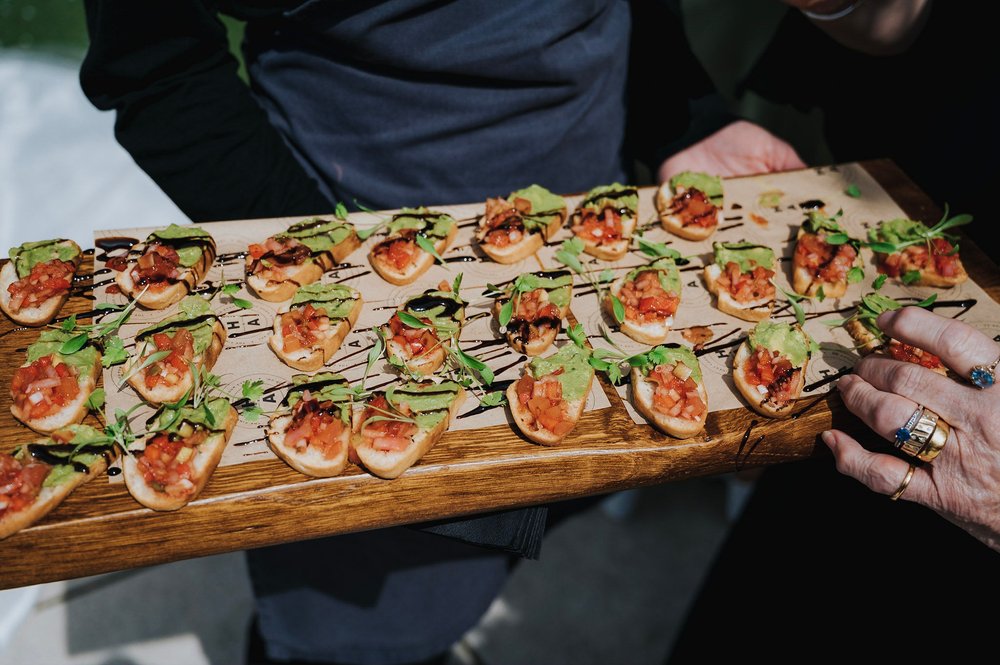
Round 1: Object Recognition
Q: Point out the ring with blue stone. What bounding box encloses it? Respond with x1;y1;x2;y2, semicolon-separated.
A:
894;405;924;451
969;355;1000;389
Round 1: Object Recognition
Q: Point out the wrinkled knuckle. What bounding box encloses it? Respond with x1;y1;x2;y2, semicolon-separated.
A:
892;306;924;333
886;363;923;398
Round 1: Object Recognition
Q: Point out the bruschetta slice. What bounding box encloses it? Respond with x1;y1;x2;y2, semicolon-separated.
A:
123;397;238;511
113;224;216;309
704;241;777;322
0;424;113;539
655;171;722;241
477;185;567;264
630;344;708;438
124;296;227;405
606;257;681;345
11;330;101;434
843;292;947;375
267;373;353;477
382;288;466;376
792;211;860;297
353;380;465;479
868;218;968;287
1;239;82;326
494;270;572;356
507;343;595;445
246;217;361;301
733;321;816;418
369;208;457;285
569;183;638;261
269;283;363;372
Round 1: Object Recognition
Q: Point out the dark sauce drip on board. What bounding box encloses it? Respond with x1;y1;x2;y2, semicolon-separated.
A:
458;378;518;419
215;250;248;263
107;466;122;476
791;394;827;419
717;223;743;232
94;236;139;263
731;203;743;210
798;200;825;210
694;328;743;357
736;420;765;468
444;256;476;264
228;326;272;339
457;216;484;229
723;215;743;221
333;270;371;283
803;366;853;393
923;298;977;319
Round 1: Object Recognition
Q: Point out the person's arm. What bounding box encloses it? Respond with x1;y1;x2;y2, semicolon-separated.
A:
80;1;333;222
782;0;933;56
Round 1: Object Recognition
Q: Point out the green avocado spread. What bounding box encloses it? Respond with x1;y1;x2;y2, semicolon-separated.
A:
152;397;232;436
624;257;681;296
802;211;844;235
669;171;723;206
288;372;352;423
278;217;354;253
136;296;217;354
385;380;462;429
291;283;360;320
640;344;702;383
149;224;213;267
25;329;99;376
10;239;80;279
579;183;639;218
870;218;928;245
387;208;456;238
527;344;594;402
509;184;565;231
748;321;815;368
510;271;573;309
713;241;775;273
26;424;110;488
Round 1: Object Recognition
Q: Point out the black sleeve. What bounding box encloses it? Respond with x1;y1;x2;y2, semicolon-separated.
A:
80;1;334;222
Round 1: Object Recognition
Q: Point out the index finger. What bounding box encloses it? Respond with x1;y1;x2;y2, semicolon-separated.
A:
877;307;999;379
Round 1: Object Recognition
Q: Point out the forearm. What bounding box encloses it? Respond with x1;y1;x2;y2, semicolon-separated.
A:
795;0;933;56
80;0;332;222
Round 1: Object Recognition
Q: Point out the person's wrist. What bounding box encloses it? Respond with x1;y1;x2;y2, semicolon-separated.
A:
801;0;863;21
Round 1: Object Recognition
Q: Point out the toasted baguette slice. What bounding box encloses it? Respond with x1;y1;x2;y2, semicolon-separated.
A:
0;428;110;540
383;290;465;374
384;334;448;376
791;228;853;298
11;353;100;435
704;263;774;322
493;296;563;357
0;240;82;326
266;372;353;477
605;262;679;345
844;319;947;375
270;296;363;372
478;206;566;265
630;366;708;438
126;319;227;405
574;214;637;261
353;384;466;479
246;221;361;301
115;234;216;310
370;223;457;286
655;183;720;241
123;404;238;511
506;345;594;445
874;252;969;288
733;340;807;419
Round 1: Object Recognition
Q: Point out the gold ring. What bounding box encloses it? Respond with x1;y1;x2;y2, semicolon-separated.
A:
899;409;939;458
917;419;950;462
890;464;916;501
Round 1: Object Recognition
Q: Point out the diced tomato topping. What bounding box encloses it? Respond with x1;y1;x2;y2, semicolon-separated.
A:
388;312;439;358
372;233;418;271
247;236;311;281
887;340;944;370
11;355;81;419
280;304;330;354
930;238;959;277
137;429;208;496
668;188;718;228
0;454;50;516
130;243;181;291
283;394;346;459
506;289;562;344
515;373;574;436
6;259;74;313
647;364;706;420
572;207;623;246
742;347;800;406
359;395;417;452
481;197;527;247
143;328;195;389
717;261;775;304
879;238;959;279
794;233;858;283
618;270;679;325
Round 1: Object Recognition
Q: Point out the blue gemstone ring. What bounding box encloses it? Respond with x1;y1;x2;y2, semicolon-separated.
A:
970;355;1000;389
894;406;924;450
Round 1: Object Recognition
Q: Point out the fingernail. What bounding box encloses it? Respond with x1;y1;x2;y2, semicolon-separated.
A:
836;374;855;390
820;430;835;447
876;309;897;327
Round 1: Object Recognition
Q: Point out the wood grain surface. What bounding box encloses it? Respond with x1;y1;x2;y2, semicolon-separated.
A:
0;160;995;590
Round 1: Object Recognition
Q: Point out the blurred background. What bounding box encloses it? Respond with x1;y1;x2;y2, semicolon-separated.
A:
0;1;992;664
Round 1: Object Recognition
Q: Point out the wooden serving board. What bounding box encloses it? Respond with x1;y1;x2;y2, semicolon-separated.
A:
0;160;996;590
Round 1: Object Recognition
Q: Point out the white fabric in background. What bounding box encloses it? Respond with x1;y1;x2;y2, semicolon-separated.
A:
0;52;183;250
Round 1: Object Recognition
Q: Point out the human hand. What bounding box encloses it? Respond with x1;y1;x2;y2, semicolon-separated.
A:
657;120;806;184
823;306;1000;551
